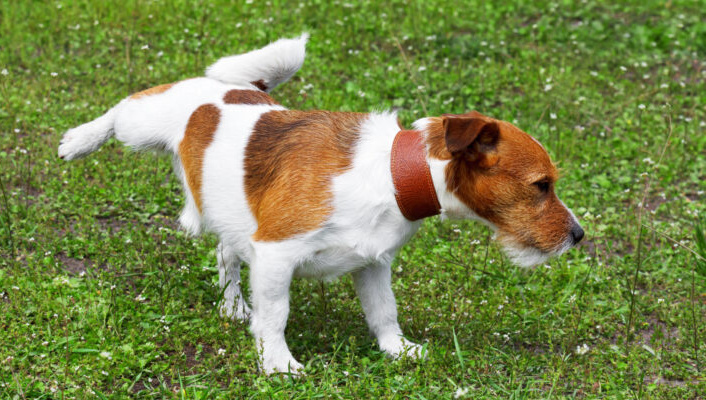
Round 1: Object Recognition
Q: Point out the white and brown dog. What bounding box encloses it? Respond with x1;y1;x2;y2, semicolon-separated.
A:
59;34;583;374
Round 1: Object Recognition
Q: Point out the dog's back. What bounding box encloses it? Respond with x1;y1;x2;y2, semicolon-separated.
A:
58;34;308;161
58;35;309;235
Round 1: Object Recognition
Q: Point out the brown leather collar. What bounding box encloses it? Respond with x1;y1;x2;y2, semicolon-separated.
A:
391;130;441;221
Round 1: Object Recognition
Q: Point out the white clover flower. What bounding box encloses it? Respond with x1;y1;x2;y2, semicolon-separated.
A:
575;343;590;355
1;68;8;75
543;84;553;92
217;348;226;356
418;66;426;72
100;351;112;359
454;387;469;398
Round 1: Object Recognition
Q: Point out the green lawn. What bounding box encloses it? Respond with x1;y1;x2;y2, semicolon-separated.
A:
1;0;705;398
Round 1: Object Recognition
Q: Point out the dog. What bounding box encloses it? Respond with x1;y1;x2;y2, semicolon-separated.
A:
58;34;584;375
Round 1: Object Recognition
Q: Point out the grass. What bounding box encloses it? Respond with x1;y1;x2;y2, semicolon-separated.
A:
1;0;705;398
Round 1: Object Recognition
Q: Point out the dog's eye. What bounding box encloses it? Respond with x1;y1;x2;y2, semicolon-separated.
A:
533;179;550;193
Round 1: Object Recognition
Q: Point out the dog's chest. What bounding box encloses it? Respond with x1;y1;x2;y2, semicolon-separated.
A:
292;216;422;280
294;247;371;279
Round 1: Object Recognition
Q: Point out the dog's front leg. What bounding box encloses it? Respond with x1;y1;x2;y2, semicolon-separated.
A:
353;260;423;359
249;251;303;375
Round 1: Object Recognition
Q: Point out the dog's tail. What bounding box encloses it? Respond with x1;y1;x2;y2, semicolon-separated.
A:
58;100;124;161
205;33;308;92
58;34;308;161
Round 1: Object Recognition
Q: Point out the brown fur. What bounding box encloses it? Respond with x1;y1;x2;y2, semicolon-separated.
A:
178;104;221;213
130;83;175;99
251;80;268;91
245;110;366;241
425;112;571;252
223;89;278;105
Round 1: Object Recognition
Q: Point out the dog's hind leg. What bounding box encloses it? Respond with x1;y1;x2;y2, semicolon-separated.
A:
217;243;251;321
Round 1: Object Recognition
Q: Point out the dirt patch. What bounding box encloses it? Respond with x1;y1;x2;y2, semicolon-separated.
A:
643;375;696;388
56;252;93;276
131;342;217;394
637;315;680;347
182;342;214;369
684;191;703;203
94;215;130;232
608;314;680;349
578;238;634;259
642;193;669;213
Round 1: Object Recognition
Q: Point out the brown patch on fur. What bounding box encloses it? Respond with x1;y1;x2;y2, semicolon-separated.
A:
251;80;268;91
178;104;221;213
131;83;175;99
223;89;277;105
245;110;366;241
425;112;572;252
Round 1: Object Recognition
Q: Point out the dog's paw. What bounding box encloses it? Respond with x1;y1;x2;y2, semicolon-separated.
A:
379;335;425;360
261;356;304;376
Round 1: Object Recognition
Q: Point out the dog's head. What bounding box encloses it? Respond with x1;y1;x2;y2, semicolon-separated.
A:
421;111;583;267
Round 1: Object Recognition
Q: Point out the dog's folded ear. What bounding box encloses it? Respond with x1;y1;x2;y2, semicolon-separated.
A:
442;112;499;155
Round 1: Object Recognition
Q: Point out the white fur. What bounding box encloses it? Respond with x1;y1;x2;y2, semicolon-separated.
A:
59;36;578;376
206;33;308;92
58;103;122;160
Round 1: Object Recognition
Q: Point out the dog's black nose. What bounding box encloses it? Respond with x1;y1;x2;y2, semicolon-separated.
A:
571;225;585;244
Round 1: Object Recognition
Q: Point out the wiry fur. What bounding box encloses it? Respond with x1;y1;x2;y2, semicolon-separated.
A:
58;35;582;375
